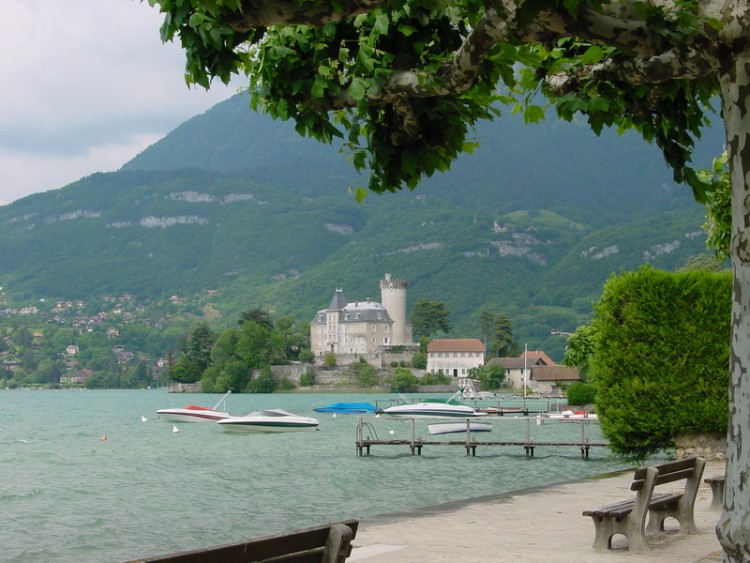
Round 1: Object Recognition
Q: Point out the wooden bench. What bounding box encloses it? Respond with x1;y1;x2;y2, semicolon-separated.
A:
705;475;725;510
129;520;359;563
582;457;705;552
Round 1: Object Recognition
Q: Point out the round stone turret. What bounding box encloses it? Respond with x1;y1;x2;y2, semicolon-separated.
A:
380;273;408;345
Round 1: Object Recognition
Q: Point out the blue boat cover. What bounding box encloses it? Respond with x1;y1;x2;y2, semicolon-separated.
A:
313;402;378;414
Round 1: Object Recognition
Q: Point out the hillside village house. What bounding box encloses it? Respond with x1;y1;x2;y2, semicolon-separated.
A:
310;273;414;365
426;338;485;377
489;350;580;395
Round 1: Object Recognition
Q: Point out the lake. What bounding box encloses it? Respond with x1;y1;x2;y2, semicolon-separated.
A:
0;389;628;562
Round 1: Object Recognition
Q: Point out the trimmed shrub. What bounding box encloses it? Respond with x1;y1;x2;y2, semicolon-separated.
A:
592;266;731;459
566;382;596;406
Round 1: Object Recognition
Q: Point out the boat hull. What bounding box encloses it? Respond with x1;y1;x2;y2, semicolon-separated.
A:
217;409;320;433
156;407;230;423
382;403;487;419
428;422;493;435
217;421;320;433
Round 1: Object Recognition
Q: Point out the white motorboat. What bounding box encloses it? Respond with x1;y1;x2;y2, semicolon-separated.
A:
545;410;599;421
217;409;320;432
380;400;487;420
428;421;493;435
157;391;231;423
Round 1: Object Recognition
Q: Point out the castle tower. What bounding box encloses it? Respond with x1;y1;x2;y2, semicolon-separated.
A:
380;273;409;345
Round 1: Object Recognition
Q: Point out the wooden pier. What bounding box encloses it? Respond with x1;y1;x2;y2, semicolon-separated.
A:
355;419;609;459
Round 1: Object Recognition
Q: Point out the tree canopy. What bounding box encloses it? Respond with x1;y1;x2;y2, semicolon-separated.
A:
149;0;719;200
410;298;451;338
480;311;517;357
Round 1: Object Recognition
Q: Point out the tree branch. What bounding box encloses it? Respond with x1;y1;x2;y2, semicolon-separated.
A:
546;47;718;95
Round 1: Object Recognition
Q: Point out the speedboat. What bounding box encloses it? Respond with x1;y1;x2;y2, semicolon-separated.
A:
217;409;320;433
156;404;231;423
545;410;599;421
428;421;493;435
157;391;231;423
380;401;487;419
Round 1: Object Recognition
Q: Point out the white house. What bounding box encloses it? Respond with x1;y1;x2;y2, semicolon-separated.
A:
426;338;485;377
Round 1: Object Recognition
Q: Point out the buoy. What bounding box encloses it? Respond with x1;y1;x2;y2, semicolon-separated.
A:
332;413;337;418
172;425;179;433
100;434;108;441
389;430;395;435
141;415;148;422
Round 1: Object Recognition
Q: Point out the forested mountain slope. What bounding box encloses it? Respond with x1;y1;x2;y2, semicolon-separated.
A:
0;93;723;358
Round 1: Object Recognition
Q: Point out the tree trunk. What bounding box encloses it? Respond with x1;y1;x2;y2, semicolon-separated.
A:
717;50;750;561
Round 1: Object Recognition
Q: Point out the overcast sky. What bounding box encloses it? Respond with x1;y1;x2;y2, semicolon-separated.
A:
0;1;241;206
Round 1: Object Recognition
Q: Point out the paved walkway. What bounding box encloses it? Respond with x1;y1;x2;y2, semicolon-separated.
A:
349;460;726;562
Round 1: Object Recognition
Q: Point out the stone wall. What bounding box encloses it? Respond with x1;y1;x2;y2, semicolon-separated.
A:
167;382;202;393
674;433;727;462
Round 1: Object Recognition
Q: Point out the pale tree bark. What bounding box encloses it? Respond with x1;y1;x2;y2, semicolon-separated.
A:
718;49;750;562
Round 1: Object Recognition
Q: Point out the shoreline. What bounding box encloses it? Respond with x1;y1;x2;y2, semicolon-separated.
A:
349;460;726;562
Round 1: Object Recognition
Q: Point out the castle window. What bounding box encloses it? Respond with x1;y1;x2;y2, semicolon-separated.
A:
377;313;382;319
384;326;388;332
372;325;376;332
345;313;349;320
355;313;360;319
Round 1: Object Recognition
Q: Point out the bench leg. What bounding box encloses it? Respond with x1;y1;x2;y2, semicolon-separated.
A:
588;517;614;551
324;524;355;563
588;516;648;552
708;482;724;511
647;506;699;535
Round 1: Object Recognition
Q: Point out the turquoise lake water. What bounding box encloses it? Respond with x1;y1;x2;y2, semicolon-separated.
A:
0;389;629;562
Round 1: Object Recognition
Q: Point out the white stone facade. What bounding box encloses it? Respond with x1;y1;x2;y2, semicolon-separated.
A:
426;338;486;377
310;274;413;364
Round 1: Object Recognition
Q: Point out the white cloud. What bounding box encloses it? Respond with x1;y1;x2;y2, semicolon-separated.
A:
0;0;241;205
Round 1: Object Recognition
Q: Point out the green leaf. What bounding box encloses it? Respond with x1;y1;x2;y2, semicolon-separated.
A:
373;13;389;35
311;77;328;98
348;77;368;101
523;105;545;124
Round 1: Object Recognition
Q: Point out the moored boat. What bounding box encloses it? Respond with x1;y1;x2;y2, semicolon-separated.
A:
545;410;599;421
313;402;378;414
157;391;232;423
380;401;487;419
428;421;493;435
217;409;320;432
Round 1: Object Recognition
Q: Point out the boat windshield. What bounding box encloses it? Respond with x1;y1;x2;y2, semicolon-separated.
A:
249;410;289;417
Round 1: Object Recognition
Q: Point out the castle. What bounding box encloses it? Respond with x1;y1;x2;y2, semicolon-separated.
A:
310;273;414;365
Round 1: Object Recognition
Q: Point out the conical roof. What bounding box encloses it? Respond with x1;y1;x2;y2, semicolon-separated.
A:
328;288;347;310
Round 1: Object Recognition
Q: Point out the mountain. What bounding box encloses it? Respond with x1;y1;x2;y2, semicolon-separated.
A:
0;93;725;359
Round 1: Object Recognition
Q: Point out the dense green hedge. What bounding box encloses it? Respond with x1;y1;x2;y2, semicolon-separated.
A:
592;266;731;459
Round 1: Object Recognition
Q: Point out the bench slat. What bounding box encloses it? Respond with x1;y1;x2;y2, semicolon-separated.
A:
632;457;699;479
631;458;701;491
